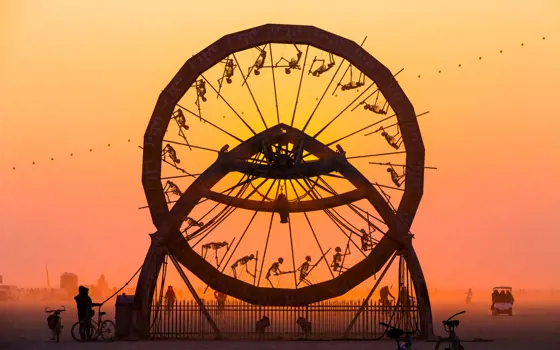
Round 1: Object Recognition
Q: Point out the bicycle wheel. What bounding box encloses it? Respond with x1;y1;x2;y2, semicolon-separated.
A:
71;321;94;342
100;320;116;341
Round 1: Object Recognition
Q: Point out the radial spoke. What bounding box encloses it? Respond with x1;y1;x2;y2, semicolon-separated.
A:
163;139;221;153
269;44;280;124
176;103;244;143
346;151;407;160
161;174;201;180
369;161;437;170
313;81;376;139
301;37;368;133
287;214;298;288
257;207;277;287
138;145;197;177
190;176;254;244
200;74;257;136
363;111;430;137
214;179;279;283
295;178;366;258
232;53;268;130
291;45;310;127
203;209;259;294
317;177;386;234
289;179;335;280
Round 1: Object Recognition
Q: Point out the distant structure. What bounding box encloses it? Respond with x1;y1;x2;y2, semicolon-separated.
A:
97;274;109;299
132;23;433;340
60;273;78;297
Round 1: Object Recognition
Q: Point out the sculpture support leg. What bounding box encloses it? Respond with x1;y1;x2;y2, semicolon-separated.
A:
130;239;166;339
404;243;434;340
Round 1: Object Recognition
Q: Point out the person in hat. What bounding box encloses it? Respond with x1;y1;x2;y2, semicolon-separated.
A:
74;285;101;340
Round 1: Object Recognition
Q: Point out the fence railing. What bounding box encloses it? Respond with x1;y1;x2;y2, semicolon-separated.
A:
150;299;419;340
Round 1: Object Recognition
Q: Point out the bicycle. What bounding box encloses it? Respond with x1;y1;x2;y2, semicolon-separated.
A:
45;306;66;342
71;305;116;341
380;322;416;350
435;310;465;350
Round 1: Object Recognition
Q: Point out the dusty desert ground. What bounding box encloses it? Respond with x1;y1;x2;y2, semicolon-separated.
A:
1;296;559;350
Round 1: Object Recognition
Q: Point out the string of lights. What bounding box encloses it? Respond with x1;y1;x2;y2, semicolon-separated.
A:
6;36;549;171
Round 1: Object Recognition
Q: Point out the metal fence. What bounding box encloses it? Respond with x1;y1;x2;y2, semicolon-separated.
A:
150;299;419;340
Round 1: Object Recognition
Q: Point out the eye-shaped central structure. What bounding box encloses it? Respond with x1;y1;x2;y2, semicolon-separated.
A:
132;23;434;339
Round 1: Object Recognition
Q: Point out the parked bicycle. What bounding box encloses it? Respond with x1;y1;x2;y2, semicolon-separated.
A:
71;304;116;341
45;306;66;342
380;322;416;350
435;310;465;350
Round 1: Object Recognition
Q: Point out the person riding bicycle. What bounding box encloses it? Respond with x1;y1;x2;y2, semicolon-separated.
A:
74;286;101;341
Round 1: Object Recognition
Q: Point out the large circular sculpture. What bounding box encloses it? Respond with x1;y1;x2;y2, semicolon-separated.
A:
133;24;433;339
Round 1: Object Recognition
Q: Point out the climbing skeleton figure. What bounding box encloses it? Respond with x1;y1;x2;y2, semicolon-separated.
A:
359;101;388;115
173;109;189;130
309;53;335;77
193;79;207;102
162;144;181;166
340;66;365;91
331;246;350;272
378;126;402;150
231;254;256;279
296;256;313;286
201;241;229;266
217;58;236;93
386;163;406;187
250;47;267;76
163;180;182;202
181;216;204;237
172;109;192;150
192;79;207;121
183;216;204;228
359;228;376;251
275;44;302;74
265;257;286;287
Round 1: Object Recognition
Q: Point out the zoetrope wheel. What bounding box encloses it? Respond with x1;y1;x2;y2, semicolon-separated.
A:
134;24;433;339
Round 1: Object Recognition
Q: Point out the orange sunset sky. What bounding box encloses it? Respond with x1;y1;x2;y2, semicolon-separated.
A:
1;1;559;292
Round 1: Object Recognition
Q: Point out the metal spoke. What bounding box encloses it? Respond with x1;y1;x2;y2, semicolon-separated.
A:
269;44;280;124
291;45;310;127
200;74;257;136
257;205;277;287
163;139;221;153
287;213;298;289
363;111;430;137
369;161;437;170
346;151;407;160
288;179;335;280
313;81;376;139
176;103;244;143
232;53;268;130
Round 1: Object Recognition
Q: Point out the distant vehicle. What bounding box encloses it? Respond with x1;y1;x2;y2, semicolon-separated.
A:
491;286;514;316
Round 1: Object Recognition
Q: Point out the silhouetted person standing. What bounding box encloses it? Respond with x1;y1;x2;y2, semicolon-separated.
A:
498;290;506;303
399;285;411;306
379;285;395;306
466;288;473;304
164;286;176;311
74;286;101;340
214;291;227;312
505;290;514;304
491;289;499;310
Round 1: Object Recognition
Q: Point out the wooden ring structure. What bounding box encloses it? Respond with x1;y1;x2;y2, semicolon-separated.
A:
134;24;433;339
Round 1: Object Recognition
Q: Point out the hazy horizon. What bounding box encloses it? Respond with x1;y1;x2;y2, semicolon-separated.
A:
1;1;560;291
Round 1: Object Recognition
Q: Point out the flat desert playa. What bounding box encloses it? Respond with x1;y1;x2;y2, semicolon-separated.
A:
1;298;559;350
